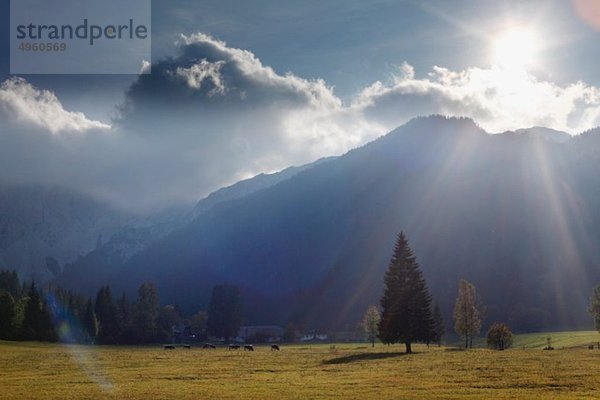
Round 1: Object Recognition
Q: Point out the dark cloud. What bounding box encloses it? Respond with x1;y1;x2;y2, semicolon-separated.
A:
0;35;376;212
2;34;599;213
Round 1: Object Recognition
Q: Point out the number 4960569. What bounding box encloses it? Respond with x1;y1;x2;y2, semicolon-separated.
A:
18;42;66;51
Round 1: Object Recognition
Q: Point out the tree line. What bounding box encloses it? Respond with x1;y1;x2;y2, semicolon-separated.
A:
0;270;243;345
5;230;600;348
363;230;600;352
364;232;510;352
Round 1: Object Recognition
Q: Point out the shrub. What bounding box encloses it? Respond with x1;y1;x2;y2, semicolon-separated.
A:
486;323;513;350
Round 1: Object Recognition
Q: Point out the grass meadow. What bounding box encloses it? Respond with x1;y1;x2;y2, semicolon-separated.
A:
2;331;600;399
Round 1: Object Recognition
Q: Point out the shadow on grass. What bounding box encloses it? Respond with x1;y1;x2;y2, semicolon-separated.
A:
323;352;408;365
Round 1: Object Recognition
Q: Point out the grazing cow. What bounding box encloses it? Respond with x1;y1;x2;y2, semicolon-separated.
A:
203;343;216;349
163;345;176;350
244;345;254;351
183;345;191;349
228;344;241;350
271;344;280;351
589;345;594;350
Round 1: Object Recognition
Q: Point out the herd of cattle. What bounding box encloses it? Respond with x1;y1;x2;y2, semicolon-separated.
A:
164;343;281;351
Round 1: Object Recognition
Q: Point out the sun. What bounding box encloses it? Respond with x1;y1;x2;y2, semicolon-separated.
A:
492;28;539;70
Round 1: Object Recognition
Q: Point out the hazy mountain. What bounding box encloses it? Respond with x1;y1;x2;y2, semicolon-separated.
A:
513;127;572;143
0;184;135;281
58;116;600;332
192;157;335;218
57;160;330;293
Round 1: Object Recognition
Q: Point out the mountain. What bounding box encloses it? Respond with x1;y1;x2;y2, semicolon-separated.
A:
58;161;325;294
513;127;572;143
0;184;135;281
191;157;335;218
58;116;600;332
0;184;192;284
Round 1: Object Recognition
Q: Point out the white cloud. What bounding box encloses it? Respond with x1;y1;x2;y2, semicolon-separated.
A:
175;60;226;94
355;63;600;134
114;33;383;208
3;35;600;212
172;33;342;109
140;60;151;74
0;77;111;134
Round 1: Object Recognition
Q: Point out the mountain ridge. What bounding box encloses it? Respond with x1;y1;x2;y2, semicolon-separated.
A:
53;116;600;332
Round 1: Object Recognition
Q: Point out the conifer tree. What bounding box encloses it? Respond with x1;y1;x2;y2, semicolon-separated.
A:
207;284;242;343
82;299;97;343
21;282;54;341
377;232;434;353
95;286;118;343
0;290;16;339
21;282;43;340
0;270;21;299
116;292;131;343
132;283;160;343
432;300;445;346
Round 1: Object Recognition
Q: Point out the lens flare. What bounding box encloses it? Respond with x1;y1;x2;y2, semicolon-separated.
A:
46;294;115;393
572;0;600;30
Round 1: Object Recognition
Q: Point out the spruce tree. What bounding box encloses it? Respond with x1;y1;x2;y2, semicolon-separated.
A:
207;284;242;343
95;286;118;343
82;299;98;344
21;282;43;340
116;292;131;343
377;232;434;353
39;296;55;342
0;290;16;339
132;283;160;343
21;282;54;341
0;270;21;299
432;300;445;346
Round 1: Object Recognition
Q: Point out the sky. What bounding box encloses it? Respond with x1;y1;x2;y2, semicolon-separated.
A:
1;0;600;212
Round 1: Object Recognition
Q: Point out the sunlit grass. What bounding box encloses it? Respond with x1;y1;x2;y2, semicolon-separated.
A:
512;331;600;349
2;334;600;399
449;330;600;349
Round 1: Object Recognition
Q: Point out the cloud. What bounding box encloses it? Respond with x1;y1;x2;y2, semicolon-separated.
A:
0;34;383;212
113;33;382;208
2;34;600;213
175;60;226;94
355;62;600;134
140;60;151;74
0;77;111;134
121;33;343;114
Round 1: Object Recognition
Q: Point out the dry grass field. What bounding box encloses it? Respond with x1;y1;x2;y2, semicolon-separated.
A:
2;332;600;399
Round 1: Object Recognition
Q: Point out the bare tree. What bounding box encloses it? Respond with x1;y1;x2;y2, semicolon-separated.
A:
453;279;483;348
588;283;600;332
362;305;380;347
